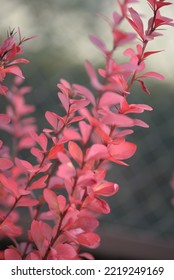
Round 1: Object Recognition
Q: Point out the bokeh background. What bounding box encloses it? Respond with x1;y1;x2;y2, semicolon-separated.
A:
0;0;174;259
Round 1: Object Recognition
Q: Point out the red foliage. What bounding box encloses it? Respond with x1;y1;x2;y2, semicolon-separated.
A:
0;0;173;259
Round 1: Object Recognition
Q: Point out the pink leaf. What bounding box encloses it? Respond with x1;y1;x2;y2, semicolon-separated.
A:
83;196;110;214
70;99;89;111
57;195;66;213
0;158;13;170
48;143;64;159
31;132;48;151
31;220;50;256
52;244;77;260
8;58;30;65
58;91;69;113
68;115;84;124
4;65;24;79
138;71;164;80
16;196;39;207
63;128;81;141
73;84;96;106
101;111;134;127
30;175;48;190
0;84;8;95
109;141;137;160
4;249;22;260
128;7;144;40
18;137;35;150
85;60;102;90
120;99;153;114
68;141;83;166
134;118;149;128
79;121;92;145
44;189;58;213
0;174;20;198
44;189;66;217
45;111;64;130
94;182;119;197
113;11;122;25
38;133;48;151
89;34;107;54
0;221;22;237
85;144;108;161
0;113;10;124
98;91;124;108
74;216;99;232
15;157;33;172
26;251;40;260
77;232;100;248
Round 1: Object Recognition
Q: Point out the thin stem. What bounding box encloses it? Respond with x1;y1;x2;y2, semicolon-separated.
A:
0;152;48;225
127;9;158;91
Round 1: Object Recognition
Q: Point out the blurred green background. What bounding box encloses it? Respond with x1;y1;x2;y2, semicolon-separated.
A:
0;0;174;259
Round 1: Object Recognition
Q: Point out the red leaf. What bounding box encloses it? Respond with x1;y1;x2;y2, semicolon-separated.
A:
48;143;64;159
156;2;172;9
143;50;162;59
137;79;150;95
68;141;83;165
